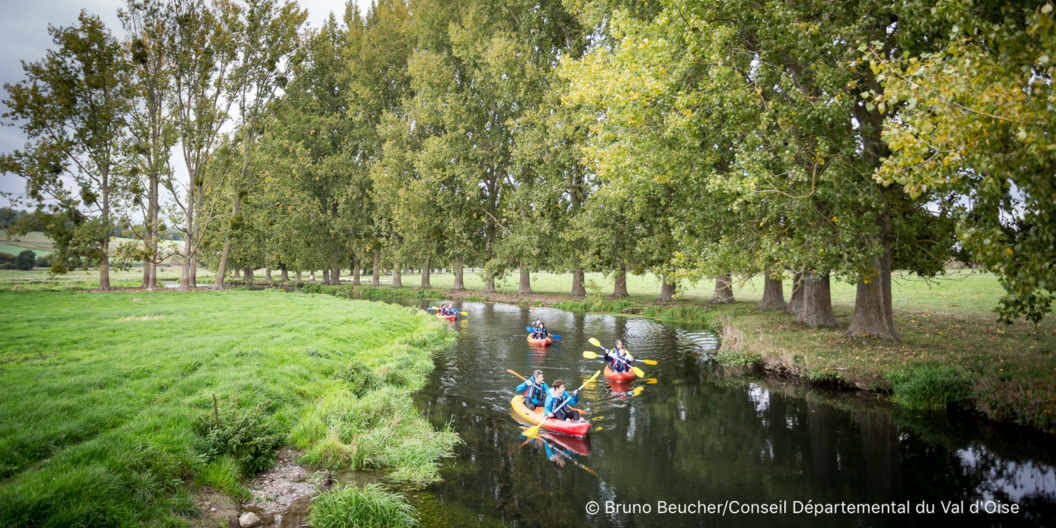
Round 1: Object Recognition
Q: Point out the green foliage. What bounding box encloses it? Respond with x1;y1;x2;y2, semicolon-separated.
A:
888;367;971;411
14;250;35;271
715;349;762;368
871;2;1056;324
308;483;419;528
197;455;249;500
192;395;284;476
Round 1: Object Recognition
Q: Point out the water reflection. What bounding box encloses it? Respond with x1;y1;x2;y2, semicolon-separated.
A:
396;300;1056;527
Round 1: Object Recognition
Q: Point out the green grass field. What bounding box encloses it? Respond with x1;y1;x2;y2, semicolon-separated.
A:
0;290;457;526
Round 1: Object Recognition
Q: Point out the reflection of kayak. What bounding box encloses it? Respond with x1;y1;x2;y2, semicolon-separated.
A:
604;365;636;382
511;395;591;437
538;431;592;457
606;380;633;394
437;313;457;321
527;335;552;346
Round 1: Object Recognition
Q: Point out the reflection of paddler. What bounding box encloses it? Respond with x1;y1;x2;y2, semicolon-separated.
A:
538;431;592;457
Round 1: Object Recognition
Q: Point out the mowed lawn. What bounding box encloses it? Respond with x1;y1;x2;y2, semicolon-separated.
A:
0;290;455;527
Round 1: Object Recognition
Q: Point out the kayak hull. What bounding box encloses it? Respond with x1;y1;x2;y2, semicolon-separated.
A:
604;364;636;382
511;395;591;437
437;313;457;321
527;335;552;346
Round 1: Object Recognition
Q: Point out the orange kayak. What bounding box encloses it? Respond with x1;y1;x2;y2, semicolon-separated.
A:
604;364;636;382
527;335;552;346
437;312;457;321
511;395;591;437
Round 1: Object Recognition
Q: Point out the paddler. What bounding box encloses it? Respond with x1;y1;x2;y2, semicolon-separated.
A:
516;369;549;411
606;339;634;373
544;379;582;422
531;319;548;339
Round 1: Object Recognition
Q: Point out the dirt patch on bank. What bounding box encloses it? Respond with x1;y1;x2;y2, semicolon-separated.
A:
194;487;239;528
239;449;332;528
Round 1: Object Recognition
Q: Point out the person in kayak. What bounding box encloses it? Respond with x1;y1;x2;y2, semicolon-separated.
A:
531;319;548;339
606;340;634;373
544;379;582;422
516;369;549;411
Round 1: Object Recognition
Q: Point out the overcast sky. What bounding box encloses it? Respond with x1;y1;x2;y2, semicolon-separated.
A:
0;0;372;210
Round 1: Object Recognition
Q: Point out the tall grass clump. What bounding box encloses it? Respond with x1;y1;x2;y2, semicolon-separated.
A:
888;366;971;410
308;483;418;528
290;386;458;486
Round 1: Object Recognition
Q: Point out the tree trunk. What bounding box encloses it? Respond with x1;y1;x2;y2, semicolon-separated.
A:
142;172;160;291
244;267;254;281
612;261;629;298
796;272;840;328
265;268;273;282
658;275;676;302
518;263;532;295
570;267;586;297
453;255;465;290
189;253;197;286
213;194;241;290
787;271;805;315
420;257;431;289
759;272;787;311
296;271;302;281
845;225;900;341
392;262;402;288
331;265;341;285
308;271;316;282
99;239;112;291
280;265;289;282
322;269;330;284
709;272;735;304
352;254;361;285
372;250;381;286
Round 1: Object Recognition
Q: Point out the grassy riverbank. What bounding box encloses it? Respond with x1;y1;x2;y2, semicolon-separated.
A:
0;289;456;526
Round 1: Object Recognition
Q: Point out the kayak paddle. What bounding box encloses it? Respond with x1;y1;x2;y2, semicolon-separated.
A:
525;326;560;339
524;370;601;437
581;351;645;377
581;351;656;365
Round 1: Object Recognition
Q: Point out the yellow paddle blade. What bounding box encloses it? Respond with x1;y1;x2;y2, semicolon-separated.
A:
460;311;468;315
507;369;527;380
591;415;605;421
632;387;644;396
585;370;602;385
632;366;645;378
640;359;658;365
645;378;659;384
593;426;604;432
523;423;543;437
582;351;599;359
588;337;601;348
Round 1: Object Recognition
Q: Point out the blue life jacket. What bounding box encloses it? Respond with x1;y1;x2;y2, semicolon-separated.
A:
516;380;549;406
544;388;579;417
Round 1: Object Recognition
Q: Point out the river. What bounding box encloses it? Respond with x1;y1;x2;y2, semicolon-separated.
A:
391;300;1056;527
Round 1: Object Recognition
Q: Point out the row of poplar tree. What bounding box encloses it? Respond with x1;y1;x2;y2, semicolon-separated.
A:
3;0;1054;340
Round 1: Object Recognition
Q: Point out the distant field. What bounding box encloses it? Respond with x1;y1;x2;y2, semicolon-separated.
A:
0;230;181;262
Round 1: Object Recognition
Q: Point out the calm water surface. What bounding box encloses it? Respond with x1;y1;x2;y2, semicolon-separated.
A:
394;301;1056;528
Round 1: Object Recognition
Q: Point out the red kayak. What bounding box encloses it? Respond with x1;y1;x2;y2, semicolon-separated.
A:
604;364;636;382
527;335;552;346
437;312;457;321
511;395;591;437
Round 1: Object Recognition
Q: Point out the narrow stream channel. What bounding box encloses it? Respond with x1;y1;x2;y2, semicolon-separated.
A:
394;300;1056;528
